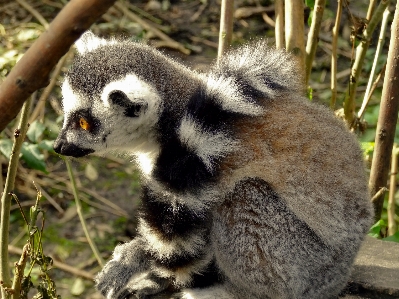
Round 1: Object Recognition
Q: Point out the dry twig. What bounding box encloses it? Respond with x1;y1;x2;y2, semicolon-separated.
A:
0;97;32;298
8;245;95;280
114;1;189;54
16;0;49;29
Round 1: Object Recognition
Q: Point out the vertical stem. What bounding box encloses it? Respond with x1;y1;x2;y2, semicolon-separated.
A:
343;0;391;126
305;0;326;86
0;97;32;298
65;159;104;267
388;145;399;236
218;0;234;60
369;0;399;222
285;0;305;78
358;8;390;119
366;0;378;21
275;0;284;49
330;0;343;109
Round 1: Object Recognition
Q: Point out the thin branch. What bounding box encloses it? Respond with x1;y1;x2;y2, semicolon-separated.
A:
357;64;386;120
65;159;105;268
330;0;343;110
343;0;391;126
0;0;117;133
0;96;32;299
275;0;284;49
388;145;399;236
16;0;49;29
371;187;388;203
369;0;399;221
218;0;234;60
359;8;390;119
305;0;326;86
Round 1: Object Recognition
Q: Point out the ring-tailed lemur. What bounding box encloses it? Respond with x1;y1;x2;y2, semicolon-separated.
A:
54;31;373;299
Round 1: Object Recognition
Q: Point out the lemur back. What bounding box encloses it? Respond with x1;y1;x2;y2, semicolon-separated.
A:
54;31;373;299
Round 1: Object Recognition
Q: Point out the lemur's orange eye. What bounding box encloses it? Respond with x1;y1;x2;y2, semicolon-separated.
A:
79;117;90;131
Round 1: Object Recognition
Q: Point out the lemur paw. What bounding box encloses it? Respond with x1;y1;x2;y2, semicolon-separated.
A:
97;267;169;299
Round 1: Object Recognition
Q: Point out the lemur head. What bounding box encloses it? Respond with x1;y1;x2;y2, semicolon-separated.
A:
54;32;163;158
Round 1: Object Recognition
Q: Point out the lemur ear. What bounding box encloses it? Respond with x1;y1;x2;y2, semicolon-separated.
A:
75;31;114;55
109;90;148;117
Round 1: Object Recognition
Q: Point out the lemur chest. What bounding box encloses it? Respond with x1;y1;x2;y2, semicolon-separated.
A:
139;185;213;240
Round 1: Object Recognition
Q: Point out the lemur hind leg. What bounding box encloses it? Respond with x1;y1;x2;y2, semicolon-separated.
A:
211;177;347;299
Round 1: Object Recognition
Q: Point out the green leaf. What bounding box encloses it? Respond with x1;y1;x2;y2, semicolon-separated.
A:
383;231;399;243
368;219;386;238
361;142;375;158
307;86;313;101
305;0;315;8
27;121;46;143
307;9;314;26
0;138;13;158
37;140;55;152
20;142;48;173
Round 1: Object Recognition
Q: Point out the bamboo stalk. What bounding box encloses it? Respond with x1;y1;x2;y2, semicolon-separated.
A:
343;0;391;126
369;0;399;221
366;0;378;21
275;0;284;49
218;0;234;60
305;0;326;86
330;0;343;110
285;0;305;78
388;145;399;236
358;8;390;119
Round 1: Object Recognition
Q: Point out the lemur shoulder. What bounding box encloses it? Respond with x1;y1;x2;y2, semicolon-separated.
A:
54;31;373;299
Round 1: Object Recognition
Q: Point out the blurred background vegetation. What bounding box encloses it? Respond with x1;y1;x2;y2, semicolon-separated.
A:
0;0;398;298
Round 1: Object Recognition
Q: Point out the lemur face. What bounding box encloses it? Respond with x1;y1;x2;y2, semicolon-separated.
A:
54;76;161;158
53;32;162;158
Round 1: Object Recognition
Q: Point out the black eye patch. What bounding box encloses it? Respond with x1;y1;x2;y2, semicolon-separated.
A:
108;90;148;117
69;108;101;134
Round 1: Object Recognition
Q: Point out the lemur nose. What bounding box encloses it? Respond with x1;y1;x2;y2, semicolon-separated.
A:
53;136;65;154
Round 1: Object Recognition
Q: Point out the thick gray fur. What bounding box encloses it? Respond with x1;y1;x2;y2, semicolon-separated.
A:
55;32;373;299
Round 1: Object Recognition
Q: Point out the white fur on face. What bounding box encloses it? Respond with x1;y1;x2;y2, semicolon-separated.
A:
61;79;87;116
100;74;161;113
